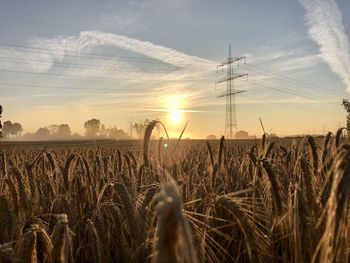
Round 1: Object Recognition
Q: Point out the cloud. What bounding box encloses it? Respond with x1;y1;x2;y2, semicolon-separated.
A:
22;30;217;98
24;30;218;114
0;47;54;72
30;30;215;69
100;9;138;30
300;0;350;92
101;10;122;27
80;31;214;69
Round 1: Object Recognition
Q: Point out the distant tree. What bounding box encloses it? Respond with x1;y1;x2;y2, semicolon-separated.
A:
342;99;350;132
269;133;278;139
2;121;12;139
34;127;50;139
100;124;107;138
58;124;71;137
235;130;249;139
22;133;34;140
107;127;130;139
132;123;143;139
2;121;23;138
206;134;217;140
12;123;23;137
84;119;102;137
71;133;83;139
70;133;84;140
48;124;72;138
132;119;152;139
48;124;60;135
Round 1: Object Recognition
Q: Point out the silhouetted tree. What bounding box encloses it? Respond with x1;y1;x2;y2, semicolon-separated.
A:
269;133;278;139
22;133;34;140
12;123;23;137
48;124;72;138
132;123;143;139
34;127;50;139
71;133;83;139
100;124;107;138
84;119;102;137
235;130;249;139
58;124;71;137
2;121;23;138
342;99;350;132
2;121;12;139
206;134;217;140
48;124;60;135
107;127;130;139
132;119;152;139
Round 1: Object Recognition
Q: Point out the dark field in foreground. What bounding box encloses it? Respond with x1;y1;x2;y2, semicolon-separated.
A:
0;133;348;262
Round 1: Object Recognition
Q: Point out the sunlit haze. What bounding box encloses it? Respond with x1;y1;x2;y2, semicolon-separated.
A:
1;0;350;138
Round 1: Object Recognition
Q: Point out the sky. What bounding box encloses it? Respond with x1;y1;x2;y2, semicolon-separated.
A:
0;0;349;138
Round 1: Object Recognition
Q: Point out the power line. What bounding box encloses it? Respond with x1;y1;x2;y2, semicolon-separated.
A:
0;42;212;67
239;93;339;115
243;63;344;96
0;68;214;83
226;42;344;96
249;80;338;107
0;82;149;92
0;56;175;74
0;43;168;63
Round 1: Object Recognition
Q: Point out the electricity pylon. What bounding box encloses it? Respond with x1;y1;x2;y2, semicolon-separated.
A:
216;44;247;139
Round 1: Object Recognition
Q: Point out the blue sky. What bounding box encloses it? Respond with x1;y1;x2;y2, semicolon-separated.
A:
0;0;349;137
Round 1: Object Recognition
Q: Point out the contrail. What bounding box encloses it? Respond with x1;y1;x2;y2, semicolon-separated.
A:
300;0;350;92
31;30;217;70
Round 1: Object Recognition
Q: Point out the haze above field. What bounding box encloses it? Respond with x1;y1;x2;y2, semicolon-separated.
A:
1;0;349;138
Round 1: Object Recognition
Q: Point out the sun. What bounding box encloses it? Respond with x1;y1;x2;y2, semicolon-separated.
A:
163;95;186;125
169;109;182;123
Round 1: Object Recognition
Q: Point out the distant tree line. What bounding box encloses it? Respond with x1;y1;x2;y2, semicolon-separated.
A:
22;124;72;140
83;118;161;139
83;118;130;139
0;114;165;141
0;118;136;140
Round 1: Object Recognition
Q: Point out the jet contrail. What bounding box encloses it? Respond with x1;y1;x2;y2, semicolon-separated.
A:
300;0;350;92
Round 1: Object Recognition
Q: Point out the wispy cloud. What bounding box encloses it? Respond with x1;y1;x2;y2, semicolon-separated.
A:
23;30;218;114
101;10;124;27
300;0;350;92
30;30;215;70
0;48;54;72
100;9;141;32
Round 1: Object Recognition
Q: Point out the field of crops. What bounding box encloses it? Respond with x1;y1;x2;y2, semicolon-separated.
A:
0;126;349;262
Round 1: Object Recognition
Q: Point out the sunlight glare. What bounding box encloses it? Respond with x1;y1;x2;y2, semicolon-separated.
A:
169;109;181;123
164;95;186;125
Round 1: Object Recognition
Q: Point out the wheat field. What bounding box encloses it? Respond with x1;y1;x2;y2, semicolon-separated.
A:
0;124;349;262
